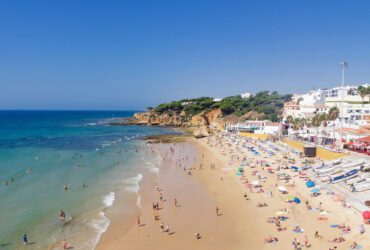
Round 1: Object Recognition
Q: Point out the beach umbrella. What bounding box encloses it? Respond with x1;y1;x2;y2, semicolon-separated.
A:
291;166;298;171
311;188;320;194
293;197;301;204
285;195;294;202
275;211;287;216
301;165;311;171
278;186;287;192
362;211;370;219
251;180;260;186
306;180;315;188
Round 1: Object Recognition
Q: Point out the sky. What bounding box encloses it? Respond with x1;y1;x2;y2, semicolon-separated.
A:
1;0;370;110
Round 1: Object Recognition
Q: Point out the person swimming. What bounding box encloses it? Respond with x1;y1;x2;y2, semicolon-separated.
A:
59;209;66;220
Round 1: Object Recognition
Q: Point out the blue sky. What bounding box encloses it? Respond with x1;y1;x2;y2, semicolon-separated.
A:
1;0;370;110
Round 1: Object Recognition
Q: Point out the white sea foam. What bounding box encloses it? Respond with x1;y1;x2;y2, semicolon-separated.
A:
141;158;160;176
124;173;143;193
136;195;142;208
149;166;160;175
103;192;115;208
86;192;115;249
87;211;111;250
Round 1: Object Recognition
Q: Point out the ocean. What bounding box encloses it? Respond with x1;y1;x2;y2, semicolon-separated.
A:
0;111;173;249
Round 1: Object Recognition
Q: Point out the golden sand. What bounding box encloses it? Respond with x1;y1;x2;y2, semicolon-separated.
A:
96;134;368;250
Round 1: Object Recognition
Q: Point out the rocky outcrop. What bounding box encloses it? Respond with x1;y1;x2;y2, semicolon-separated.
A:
112;107;268;129
113;108;225;128
132;110;188;126
193;129;210;138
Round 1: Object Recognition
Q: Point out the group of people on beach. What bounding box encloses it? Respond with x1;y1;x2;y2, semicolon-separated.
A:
207;132;367;249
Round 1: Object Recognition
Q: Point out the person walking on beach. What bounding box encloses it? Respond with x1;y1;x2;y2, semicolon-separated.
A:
216;206;219;216
22;234;28;245
360;224;365;234
174;198;178;207
244;192;248;200
304;235;311;247
137;216;141;226
62;239;68;249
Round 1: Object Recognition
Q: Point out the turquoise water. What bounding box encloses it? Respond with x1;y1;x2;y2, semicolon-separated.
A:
0;111;172;249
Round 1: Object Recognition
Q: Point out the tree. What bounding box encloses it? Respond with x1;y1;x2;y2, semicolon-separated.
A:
358;86;367;106
319;113;328;140
286;115;294;124
311;114;322;144
292;118;301;133
219;103;235;114
328;106;340;144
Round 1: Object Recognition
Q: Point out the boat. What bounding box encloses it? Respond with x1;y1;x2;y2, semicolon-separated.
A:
346;173;370;186
352;181;370;192
329;169;359;184
320;169;345;182
315;161;363;176
314;159;343;170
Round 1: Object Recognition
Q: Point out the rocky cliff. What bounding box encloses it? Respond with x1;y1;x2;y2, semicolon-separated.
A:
111;107;276;130
112;108;225;129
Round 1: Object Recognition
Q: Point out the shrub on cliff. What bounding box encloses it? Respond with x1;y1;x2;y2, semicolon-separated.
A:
152;91;291;122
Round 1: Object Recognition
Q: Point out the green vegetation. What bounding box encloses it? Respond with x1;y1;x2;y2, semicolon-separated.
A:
152;91;292;122
358;85;370;105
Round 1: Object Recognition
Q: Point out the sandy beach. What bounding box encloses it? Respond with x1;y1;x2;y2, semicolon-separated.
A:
96;132;370;250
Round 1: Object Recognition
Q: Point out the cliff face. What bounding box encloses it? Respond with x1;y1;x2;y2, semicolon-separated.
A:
130;108;224;128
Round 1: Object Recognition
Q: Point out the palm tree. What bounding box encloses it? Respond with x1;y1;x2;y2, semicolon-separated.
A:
286;115;294;124
358;86;367;106
299;118;306;130
311;114;321;144
292;118;301;133
367;86;370;104
319;113;328;144
328;106;340;144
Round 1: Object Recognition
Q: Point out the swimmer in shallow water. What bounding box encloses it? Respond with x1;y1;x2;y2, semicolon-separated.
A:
60;209;66;220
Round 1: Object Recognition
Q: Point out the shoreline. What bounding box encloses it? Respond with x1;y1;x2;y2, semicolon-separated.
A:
96;131;370;250
96;133;262;250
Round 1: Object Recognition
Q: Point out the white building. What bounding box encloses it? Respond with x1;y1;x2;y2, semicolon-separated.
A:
225;120;280;135
241;92;252;99
325;84;370;123
283;89;329;119
283;84;370;124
